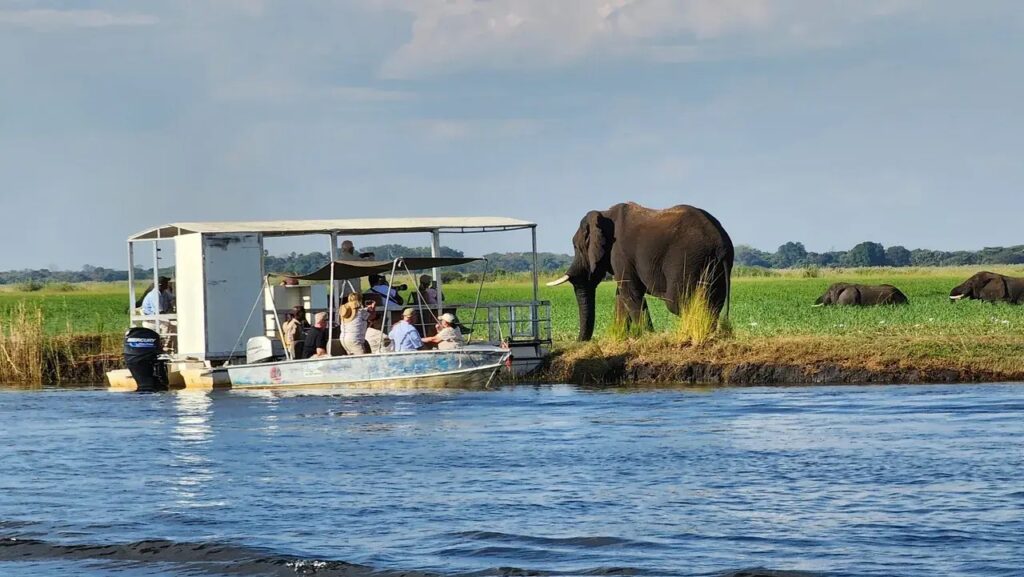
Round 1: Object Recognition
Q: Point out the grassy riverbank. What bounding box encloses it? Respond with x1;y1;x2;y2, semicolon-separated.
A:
2;266;1023;384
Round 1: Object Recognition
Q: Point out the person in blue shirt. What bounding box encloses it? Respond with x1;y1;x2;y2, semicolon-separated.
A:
388;308;423;352
141;277;173;315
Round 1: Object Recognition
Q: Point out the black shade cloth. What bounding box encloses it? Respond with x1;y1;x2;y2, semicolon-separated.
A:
275;257;482;282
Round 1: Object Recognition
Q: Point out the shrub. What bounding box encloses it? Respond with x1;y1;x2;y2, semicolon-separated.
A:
48;282;79;292
441;271;464;284
14;280;44;292
801;266;821;278
733;266;778;278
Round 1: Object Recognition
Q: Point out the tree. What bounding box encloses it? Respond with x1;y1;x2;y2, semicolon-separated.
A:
735;244;773;268
843;242;887;267
773;242;808;268
885;245;912;267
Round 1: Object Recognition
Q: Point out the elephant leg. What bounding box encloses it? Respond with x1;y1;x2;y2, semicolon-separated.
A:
614;276;649;332
641;298;654;331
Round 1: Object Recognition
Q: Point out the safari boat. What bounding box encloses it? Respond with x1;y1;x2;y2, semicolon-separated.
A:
106;218;551;391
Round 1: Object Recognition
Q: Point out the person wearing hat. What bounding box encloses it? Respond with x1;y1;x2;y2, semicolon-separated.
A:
388;308;424;352
422;313;464;350
141;276;174;316
368;274;403;310
339;293;375;355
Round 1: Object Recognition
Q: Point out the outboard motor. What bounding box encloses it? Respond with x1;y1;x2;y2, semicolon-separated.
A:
124;327;168;391
246;336;275;364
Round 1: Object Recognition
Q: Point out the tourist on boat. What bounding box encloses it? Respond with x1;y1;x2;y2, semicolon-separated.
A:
300;312;330;359
140;276;174;315
339;240;374;299
339;294;375;355
422;313;464;350
282;305;309;359
409;274;439;305
388;308;423;352
364;306;389;354
369;274;404;309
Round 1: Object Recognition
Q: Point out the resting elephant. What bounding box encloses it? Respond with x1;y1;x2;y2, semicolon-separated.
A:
547;202;733;341
813;283;908;306
949;271;1024;304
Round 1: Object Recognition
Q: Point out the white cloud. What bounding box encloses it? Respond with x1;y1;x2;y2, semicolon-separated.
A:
0;9;158;30
377;0;927;78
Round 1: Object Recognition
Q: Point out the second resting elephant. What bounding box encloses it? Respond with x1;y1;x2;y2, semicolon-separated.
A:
949;271;1024;304
547;202;733;341
814;283;909;306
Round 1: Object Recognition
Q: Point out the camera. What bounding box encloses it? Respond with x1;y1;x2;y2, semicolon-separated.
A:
393;284;408;291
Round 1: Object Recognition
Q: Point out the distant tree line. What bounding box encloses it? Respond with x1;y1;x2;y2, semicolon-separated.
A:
5;241;1021;285
262;245;573;277
0;265;151;285
0;245;575;286
737;242;1024;269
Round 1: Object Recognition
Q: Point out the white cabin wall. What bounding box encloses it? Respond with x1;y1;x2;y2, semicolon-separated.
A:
175;233;206;357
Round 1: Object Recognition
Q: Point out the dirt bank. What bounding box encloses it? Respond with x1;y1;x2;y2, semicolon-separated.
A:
537;335;1024;386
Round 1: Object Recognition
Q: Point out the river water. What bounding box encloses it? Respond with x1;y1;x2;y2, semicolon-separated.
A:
0;383;1021;577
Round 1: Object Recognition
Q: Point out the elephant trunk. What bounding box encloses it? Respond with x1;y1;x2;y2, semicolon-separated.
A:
574;283;597;342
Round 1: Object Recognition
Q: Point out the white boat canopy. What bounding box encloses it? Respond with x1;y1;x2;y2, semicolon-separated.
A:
129;217;535;241
278;257;483;281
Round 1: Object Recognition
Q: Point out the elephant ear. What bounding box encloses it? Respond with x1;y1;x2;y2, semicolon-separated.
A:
979;274;1008;300
583;211;611;274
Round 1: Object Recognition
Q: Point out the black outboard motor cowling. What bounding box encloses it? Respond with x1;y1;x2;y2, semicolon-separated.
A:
124;327;168;391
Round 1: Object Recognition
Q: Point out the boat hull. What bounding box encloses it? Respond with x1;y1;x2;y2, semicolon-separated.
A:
219;348;509;389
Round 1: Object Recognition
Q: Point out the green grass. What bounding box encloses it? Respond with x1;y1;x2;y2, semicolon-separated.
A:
0;283;127;335
3;267;1024;343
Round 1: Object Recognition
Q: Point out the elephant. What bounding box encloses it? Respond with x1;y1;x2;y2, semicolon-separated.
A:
949;271;1024;304
813;283;909;306
547;202;733;341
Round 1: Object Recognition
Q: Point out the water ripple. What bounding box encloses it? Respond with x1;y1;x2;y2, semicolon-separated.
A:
0;383;1021;577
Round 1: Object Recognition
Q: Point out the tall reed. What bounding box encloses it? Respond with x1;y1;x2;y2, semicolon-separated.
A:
0;301;122;385
0;302;45;384
675;265;728;347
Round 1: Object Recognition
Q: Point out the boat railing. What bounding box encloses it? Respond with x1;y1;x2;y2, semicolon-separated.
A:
446;301;552;345
129;313;178;353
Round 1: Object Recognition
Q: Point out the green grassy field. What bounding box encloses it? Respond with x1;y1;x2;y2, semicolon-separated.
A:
3;267;1024;342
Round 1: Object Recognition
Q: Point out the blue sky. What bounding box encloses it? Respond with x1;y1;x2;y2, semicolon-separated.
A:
1;0;1022;269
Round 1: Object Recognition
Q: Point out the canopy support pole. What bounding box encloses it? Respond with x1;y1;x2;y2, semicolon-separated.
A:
327;232;337;356
127;242;136;325
531;225;540;340
431;230;443;317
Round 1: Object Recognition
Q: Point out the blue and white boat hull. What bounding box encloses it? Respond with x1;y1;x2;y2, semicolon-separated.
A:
218;347;510;389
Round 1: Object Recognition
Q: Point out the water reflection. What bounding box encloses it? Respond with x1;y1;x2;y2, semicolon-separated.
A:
168;391;218;510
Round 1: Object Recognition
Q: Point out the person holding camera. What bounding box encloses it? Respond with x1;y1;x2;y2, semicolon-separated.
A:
369;274;404;310
339;240;374;299
339;293;375;356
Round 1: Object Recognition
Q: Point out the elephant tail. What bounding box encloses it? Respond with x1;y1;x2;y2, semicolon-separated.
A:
722;258;731;320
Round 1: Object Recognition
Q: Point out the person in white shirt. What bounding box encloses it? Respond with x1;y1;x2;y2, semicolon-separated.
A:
422;313;464;351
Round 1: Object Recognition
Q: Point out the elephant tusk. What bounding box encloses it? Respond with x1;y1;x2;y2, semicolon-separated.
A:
949;294;965;300
546;275;571;287
811;303;825;308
